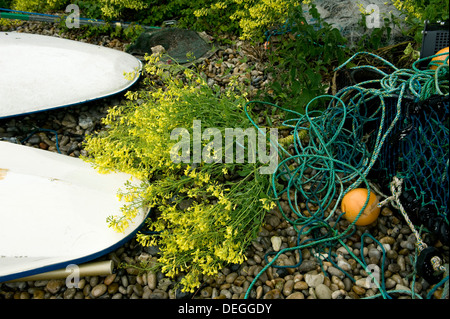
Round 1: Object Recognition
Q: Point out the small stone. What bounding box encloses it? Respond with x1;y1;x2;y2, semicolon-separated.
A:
315;284;332;299
133;284;144;297
142;287;152;299
83;285;91;297
5;282;27;290
121;275;129;287
32;289;45;299
433;289;443;299
234;275;246;287
395;284;411;292
331;276;345;290
220;289;232;299
79;114;94;130
126;267;140;275
386;249;398;260
33;280;49;287
64;288;76;299
150;290;168;299
294;281;309;290
378;243;391;252
286;291;304;299
266;215;281;228
380;236;395;244
273;278;285;291
332;290;344;299
327;266;344;278
368;248;382;261
263;289;282;299
27;135;41;145
151;45;166;55
390;274;405;286
343;277;353;291
305;273;324;288
271;236;282;251
108;282;119;294
91;284;107;298
200;286;213;298
298;260;317;272
89;276;99;287
39;142;49;150
19;292;30;299
336;246;350;256
225;272;238;284
111;293;123;299
397;255;406;271
61;113;77;128
251;241;264;252
381;207;393;216
104;273;117;285
256;286;263;299
157;278;172;291
337;259;351;272
352;285;366;295
46;280;64;294
388;263;401;273
283;280;294;296
355;278;371;289
147;272;157;289
215;273;226;285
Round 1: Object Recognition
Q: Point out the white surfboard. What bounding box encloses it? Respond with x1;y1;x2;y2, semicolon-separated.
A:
0;141;149;282
0;32;142;119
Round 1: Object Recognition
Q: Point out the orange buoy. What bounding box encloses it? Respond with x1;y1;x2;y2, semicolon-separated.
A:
341;188;380;226
430;47;449;70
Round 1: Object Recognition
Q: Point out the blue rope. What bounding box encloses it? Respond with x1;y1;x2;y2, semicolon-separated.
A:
21;128;61;154
243;51;448;299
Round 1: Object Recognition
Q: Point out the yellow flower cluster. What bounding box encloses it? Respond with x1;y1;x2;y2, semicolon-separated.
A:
98;0;148;18
391;0;422;19
129;162;272;292
193;0;303;40
83;54;272;293
230;0;302;40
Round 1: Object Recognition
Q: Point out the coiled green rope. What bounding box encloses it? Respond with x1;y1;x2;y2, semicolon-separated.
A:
243;51;448;299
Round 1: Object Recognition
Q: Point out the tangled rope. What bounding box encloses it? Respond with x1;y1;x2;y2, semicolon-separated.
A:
243;51;449;299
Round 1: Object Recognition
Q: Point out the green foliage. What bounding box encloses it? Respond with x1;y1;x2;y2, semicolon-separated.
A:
263;3;348;114
72;0;103;20
12;0;69;12
391;0;450;43
392;0;449;22
194;0;303;41
0;0;13;9
7;0;318;41
355;10;396;52
97;0;147;20
83;55;274;292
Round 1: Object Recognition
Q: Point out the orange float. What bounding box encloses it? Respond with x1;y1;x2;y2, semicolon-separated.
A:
341;188;380;226
429;47;449;70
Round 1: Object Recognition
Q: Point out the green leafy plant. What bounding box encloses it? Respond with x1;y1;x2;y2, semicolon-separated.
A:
262;3;348;114
0;0;13;9
391;0;449;44
11;0;69;12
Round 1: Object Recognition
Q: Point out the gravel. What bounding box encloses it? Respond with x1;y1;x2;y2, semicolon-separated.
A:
0;20;448;300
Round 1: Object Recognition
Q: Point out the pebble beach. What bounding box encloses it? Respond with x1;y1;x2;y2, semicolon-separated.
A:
0;21;448;302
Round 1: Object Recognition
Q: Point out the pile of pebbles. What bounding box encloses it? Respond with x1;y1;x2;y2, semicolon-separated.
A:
1;20;448;300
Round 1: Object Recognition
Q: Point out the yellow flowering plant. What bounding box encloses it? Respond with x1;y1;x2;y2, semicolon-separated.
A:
83;54;276;292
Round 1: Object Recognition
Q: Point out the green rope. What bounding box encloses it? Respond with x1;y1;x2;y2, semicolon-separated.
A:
243;51;448;299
